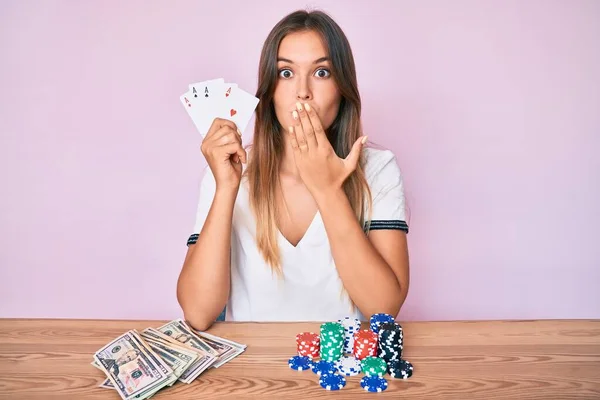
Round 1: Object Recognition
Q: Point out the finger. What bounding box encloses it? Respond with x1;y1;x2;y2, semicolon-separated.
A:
288;126;301;155
344;136;368;171
217;132;242;147
215;124;242;141
292;110;308;152
206;118;238;139
212;127;241;146
221;142;247;164
303;102;325;146
296;102;317;149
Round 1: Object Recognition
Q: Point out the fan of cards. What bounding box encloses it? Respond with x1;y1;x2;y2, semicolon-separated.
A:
91;319;246;400
180;78;260;139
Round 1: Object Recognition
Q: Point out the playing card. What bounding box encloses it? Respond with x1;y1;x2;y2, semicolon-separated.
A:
188;78;224;99
191;82;236;93
182;78;225;136
180;78;258;139
216;86;259;136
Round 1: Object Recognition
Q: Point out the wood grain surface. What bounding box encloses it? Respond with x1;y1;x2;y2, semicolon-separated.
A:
0;319;599;399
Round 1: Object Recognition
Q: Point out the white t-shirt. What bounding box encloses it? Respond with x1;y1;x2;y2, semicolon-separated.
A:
186;147;409;322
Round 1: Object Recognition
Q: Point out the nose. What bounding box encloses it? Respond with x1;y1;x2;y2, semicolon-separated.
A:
296;92;311;101
296;79;312;101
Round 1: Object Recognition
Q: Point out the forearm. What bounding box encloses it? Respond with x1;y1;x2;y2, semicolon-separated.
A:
315;188;404;317
177;188;237;330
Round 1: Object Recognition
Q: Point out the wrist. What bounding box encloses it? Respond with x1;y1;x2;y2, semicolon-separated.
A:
215;185;239;201
313;186;346;208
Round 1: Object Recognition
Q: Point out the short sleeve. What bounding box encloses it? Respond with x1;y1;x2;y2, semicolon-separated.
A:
364;149;409;233
186;166;217;246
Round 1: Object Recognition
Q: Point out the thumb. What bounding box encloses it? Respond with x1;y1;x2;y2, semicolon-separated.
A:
344;136;367;170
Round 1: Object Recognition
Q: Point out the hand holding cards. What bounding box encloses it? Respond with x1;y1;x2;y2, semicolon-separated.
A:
180;78;259;139
180;78;257;190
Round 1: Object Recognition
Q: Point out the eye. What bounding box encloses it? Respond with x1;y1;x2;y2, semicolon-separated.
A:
278;68;293;79
315;68;331;78
277;68;332;79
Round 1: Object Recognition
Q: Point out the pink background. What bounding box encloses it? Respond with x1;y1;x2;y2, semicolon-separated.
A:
1;0;598;321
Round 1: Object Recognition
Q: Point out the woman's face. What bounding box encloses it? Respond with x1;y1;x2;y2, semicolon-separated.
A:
273;30;342;133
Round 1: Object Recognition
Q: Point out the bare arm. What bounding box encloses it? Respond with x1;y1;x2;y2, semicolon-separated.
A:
176;187;237;331
176;117;246;331
315;188;409;318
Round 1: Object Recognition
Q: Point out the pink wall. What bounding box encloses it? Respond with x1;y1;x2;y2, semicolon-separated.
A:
1;0;598;321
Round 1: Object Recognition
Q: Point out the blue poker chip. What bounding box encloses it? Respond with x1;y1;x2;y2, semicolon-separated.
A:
288;355;312;371
369;313;395;334
311;360;336;376
319;373;346;390
360;375;388;392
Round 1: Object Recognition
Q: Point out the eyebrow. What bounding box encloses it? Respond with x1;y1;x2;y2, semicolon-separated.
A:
277;56;330;65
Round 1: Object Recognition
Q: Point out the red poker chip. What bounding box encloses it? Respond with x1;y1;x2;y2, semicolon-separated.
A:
297;331;320;358
353;330;378;360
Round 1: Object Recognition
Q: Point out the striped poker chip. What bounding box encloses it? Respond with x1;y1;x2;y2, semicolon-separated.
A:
320;322;344;362
296;331;320;358
378;322;404;362
388;359;414;379
334;355;362;376
353;330;378;360
369;313;395;334
360;375;388;392
338;316;361;353
288;355;312;371
312;360;337;376
319;373;346;390
361;356;387;377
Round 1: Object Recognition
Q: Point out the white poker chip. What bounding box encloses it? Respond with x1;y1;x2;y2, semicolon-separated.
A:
334;355;362;376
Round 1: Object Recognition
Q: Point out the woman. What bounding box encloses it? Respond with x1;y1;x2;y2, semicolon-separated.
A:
177;9;410;331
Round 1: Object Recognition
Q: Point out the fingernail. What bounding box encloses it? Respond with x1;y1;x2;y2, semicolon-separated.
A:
292;110;298;120
296;102;303;111
304;103;310;112
361;136;368;144
237;128;242;136
288;126;294;133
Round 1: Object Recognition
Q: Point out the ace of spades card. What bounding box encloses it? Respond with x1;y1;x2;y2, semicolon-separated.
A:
180;79;259;140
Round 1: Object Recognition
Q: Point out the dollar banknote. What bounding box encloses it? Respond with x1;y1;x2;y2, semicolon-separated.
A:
156;320;218;382
189;326;246;368
93;330;174;400
93;319;246;396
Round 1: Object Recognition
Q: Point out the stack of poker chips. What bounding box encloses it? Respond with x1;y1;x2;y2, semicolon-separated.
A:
288;313;414;393
359;355;390;393
296;332;320;359
352;329;378;360
377;322;404;361
337;316;361;354
319;322;344;362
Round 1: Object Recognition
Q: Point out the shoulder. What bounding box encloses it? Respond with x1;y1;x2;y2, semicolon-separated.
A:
361;145;402;185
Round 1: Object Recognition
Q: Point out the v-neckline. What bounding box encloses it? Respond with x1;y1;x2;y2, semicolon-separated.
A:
278;210;321;249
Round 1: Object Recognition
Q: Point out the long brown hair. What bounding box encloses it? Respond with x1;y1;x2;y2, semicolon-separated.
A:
245;9;372;276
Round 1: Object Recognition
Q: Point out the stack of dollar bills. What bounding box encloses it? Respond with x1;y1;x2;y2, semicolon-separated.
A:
91;319;246;399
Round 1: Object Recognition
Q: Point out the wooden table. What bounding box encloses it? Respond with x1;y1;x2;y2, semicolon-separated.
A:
0;319;599;399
